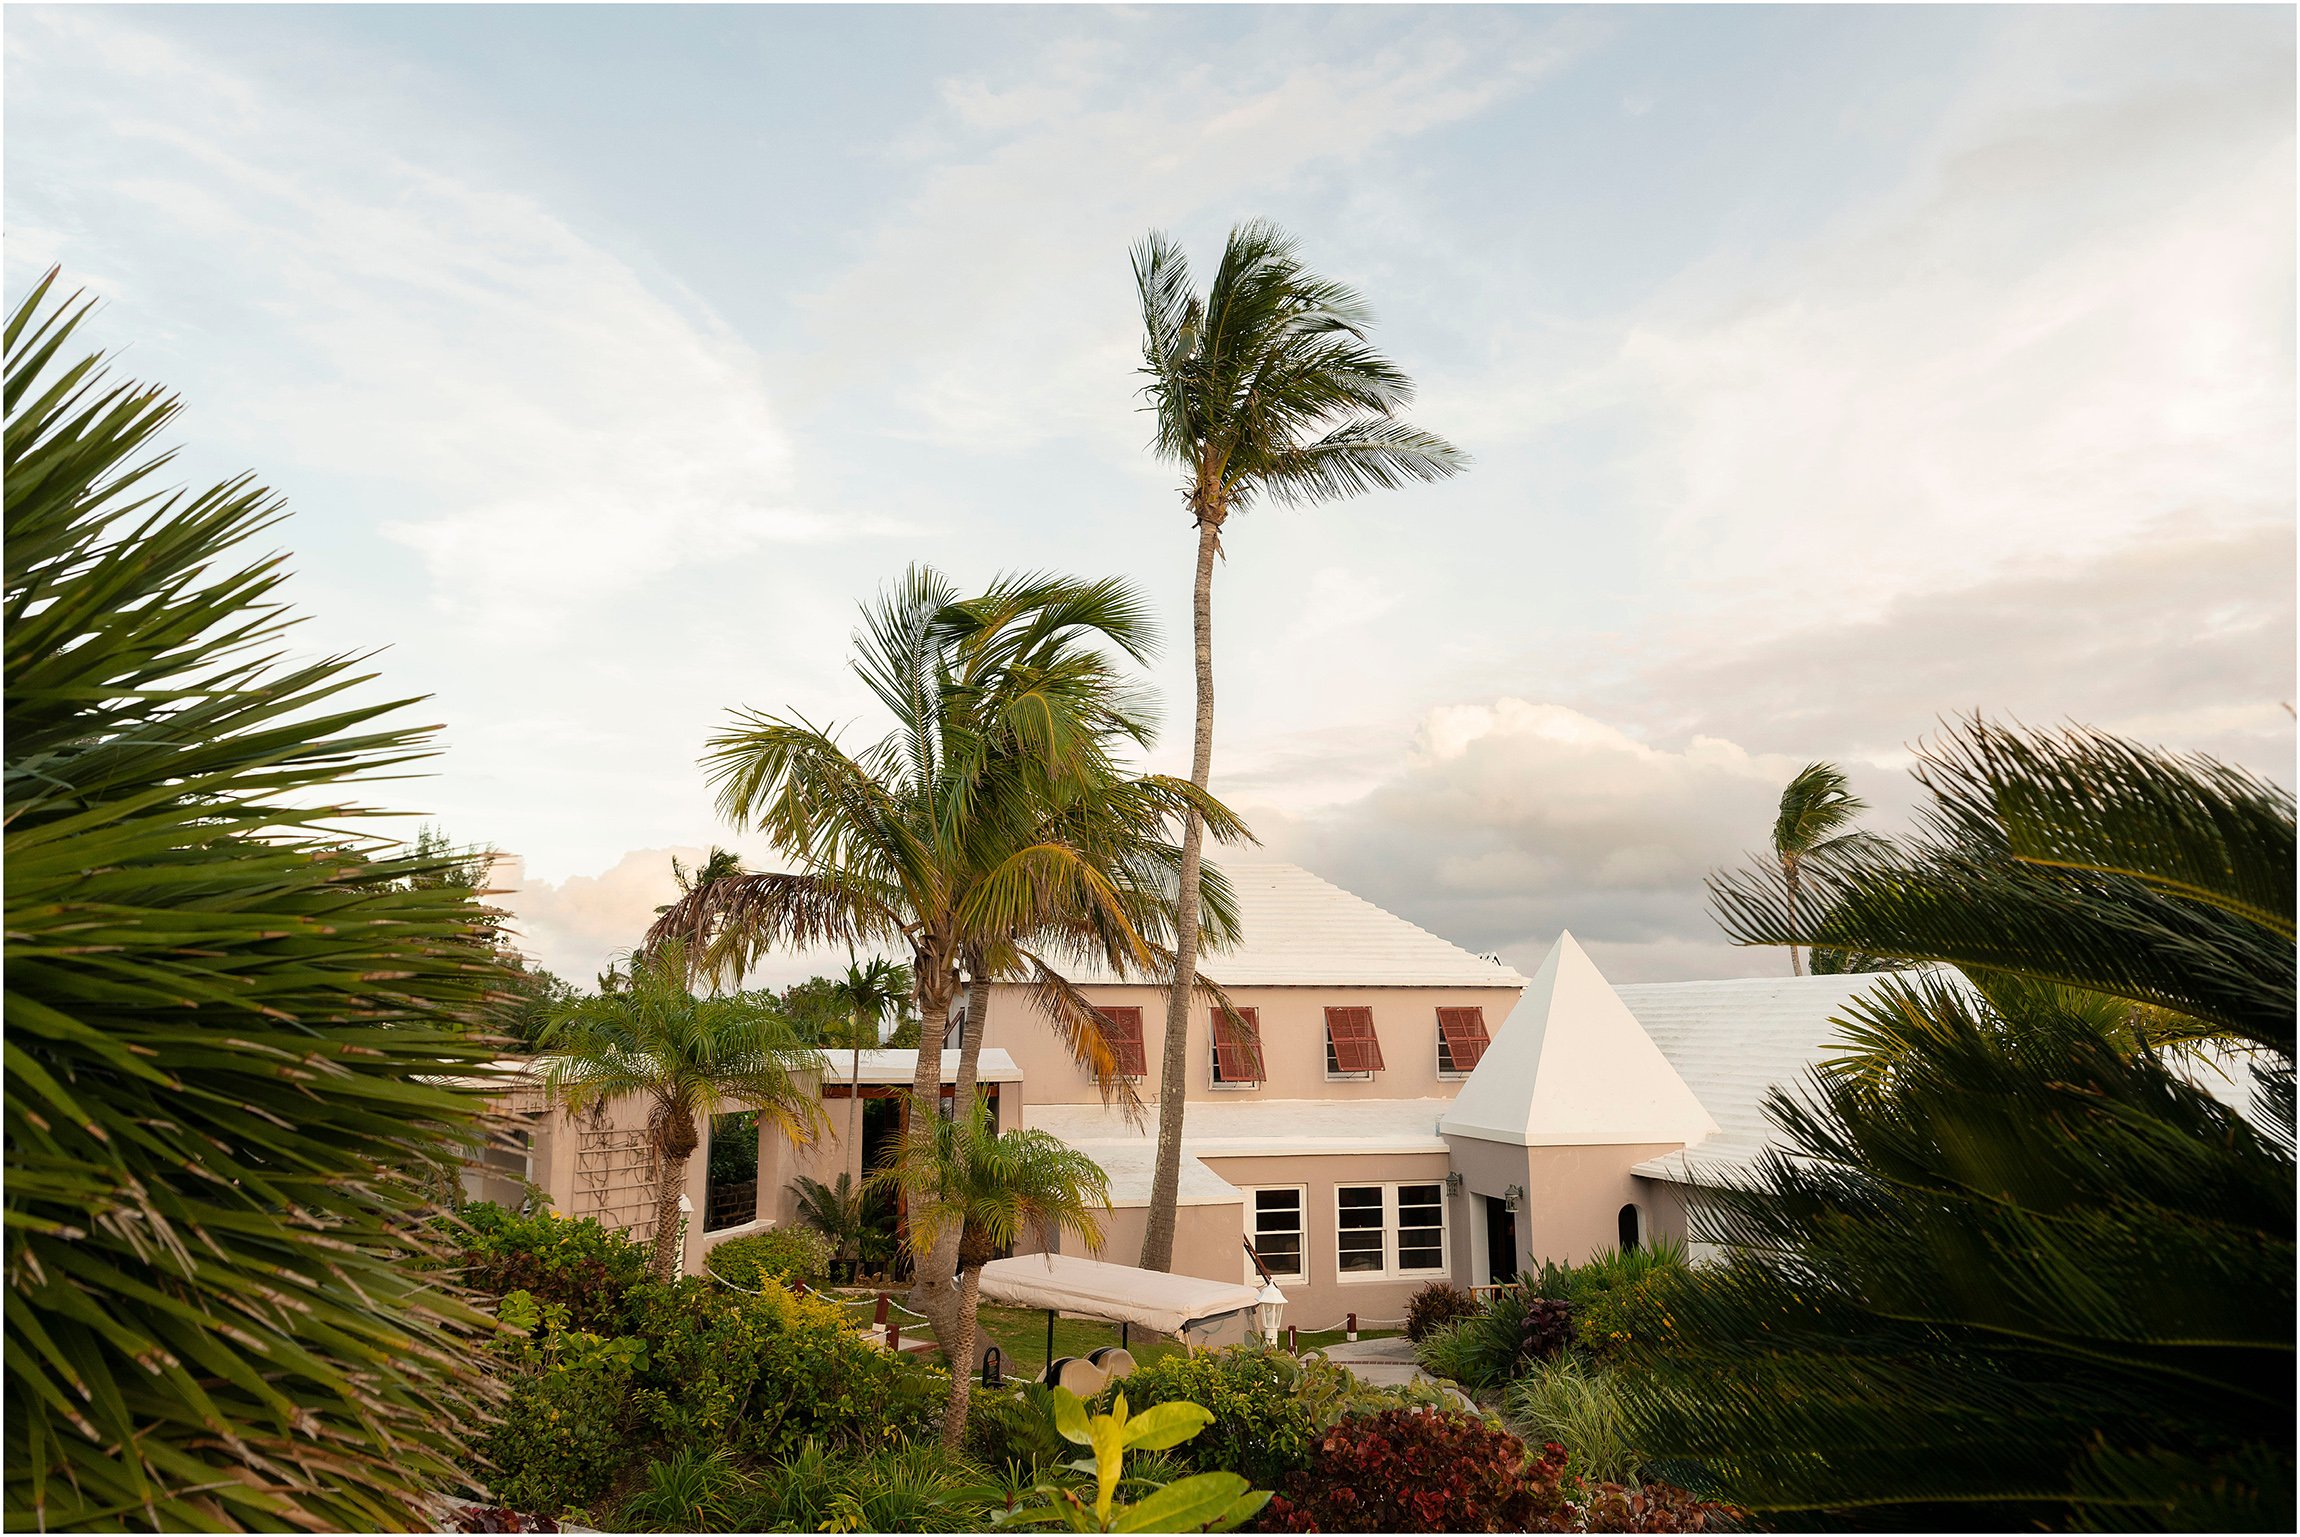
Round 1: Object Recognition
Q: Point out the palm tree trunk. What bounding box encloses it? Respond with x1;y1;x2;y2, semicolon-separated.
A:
920;978;992;1318
1784;858;1804;977
1142;515;1221;1272
906;959;963;1333
939;1262;983;1451
650;1152;690;1282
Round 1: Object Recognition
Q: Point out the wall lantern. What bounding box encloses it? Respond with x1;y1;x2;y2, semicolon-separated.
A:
1256;1281;1288;1346
1504;1184;1525;1214
1444;1171;1465;1197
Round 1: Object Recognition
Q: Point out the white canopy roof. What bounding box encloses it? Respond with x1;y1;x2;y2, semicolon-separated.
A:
977;1252;1264;1335
820;1048;1022;1085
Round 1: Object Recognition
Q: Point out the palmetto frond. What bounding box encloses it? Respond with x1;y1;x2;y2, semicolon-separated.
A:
870;1101;1109;1268
1132;219;1466;526
1712;721;2295;1058
5;272;507;1529
1650;723;2296;1527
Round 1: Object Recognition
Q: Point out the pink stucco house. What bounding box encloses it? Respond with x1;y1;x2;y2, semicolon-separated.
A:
474;861;1892;1331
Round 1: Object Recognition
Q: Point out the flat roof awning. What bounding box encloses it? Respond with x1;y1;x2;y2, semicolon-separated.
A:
977;1253;1263;1336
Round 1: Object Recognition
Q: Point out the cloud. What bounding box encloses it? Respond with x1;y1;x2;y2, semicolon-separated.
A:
803;12;1585;457
1250;701;1824;982
3;8;868;635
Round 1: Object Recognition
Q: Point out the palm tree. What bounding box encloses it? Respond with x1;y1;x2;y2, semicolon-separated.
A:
828;957;913;1183
539;941;826;1281
1770;761;1872;976
646;567;1247;1333
870;1101;1110;1449
1652;721;2297;1526
1129;220;1467;1269
791;1171;884;1281
5;273;506;1527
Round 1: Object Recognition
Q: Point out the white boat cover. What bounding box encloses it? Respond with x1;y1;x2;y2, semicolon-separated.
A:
977;1253;1262;1336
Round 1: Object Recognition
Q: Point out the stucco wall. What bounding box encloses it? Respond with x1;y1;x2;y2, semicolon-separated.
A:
1444;1136;1688;1278
1193;1150;1456;1331
984;982;1524;1106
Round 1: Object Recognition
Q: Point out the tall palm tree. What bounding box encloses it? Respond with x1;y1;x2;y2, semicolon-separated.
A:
539;941;825;1281
1129;220;1467;1269
1770;761;1871;976
1659;720;2297;1526
828;957;913;1182
870;1101;1109;1449
646;567;1247;1333
5;273;506;1527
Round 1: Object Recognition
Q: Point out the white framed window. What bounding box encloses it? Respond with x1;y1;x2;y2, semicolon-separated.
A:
1245;1185;1306;1284
1333;1182;1450;1282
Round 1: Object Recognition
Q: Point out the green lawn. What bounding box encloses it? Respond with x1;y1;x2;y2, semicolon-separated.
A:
819;1289;1398;1380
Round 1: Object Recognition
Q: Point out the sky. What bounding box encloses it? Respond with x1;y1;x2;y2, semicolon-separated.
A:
8;3;2293;987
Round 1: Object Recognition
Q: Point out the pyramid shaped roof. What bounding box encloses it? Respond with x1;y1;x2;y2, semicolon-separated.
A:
1438;932;1719;1148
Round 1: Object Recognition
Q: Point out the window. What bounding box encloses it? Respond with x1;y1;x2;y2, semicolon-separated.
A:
1323;1006;1385;1078
1618;1202;1643;1252
1334;1182;1450;1281
1095;1006;1147;1078
1248;1187;1305;1282
1210;1006;1264;1087
1337;1186;1385;1273
1436;1007;1491;1076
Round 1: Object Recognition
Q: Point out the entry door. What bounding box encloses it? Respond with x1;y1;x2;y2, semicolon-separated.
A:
1483;1195;1518;1285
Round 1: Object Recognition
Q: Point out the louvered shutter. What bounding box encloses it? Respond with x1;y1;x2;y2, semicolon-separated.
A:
1323;1006;1385;1073
1436;1006;1491;1072
1095;1006;1147;1077
1210;1006;1264;1083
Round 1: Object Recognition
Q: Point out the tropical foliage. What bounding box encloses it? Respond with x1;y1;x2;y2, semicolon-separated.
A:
539;941;824;1279
704;1225;836;1290
871;1102;1112;1447
646;566;1250;1330
4;272;509;1528
1766;761;1882;975
997;1388;1270;1534
791;1170;894;1280
1644;721;2296;1528
1128;219;1467;1269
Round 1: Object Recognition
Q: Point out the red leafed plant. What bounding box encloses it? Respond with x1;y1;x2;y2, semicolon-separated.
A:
1572;1480;1738;1532
1255;1408;1570;1533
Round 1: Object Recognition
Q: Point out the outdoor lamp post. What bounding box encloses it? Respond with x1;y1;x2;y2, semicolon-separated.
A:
1256;1281;1287;1346
676;1192;694;1271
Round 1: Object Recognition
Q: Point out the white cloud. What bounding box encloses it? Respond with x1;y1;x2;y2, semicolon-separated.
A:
5;8;867;636
1252;700;1830;981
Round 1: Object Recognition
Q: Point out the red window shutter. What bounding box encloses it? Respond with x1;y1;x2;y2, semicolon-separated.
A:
1437;1007;1491;1071
1323;1006;1385;1073
1210;1006;1264;1082
1096;1007;1147;1077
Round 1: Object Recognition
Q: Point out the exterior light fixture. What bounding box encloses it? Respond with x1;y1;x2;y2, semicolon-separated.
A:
1256;1281;1288;1346
1505;1184;1524;1214
1444;1171;1464;1197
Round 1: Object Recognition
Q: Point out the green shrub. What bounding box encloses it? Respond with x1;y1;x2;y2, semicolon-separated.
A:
1406;1280;1483;1343
626;1276;943;1460
729;1439;990;1533
453;1201;649;1333
1504;1358;1642;1485
618;1444;742;1532
705;1224;836;1290
964;1380;1069;1471
1101;1343;1442;1488
1417;1287;1535;1391
476;1300;644;1517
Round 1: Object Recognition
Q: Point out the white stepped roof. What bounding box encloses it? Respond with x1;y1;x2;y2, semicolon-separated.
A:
1027;1097;1453;1157
1060;861;1525;989
1440;932;1718;1148
1615;972;1900;1182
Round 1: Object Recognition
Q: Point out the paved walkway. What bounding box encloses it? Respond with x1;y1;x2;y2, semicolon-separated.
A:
1318;1335;1475;1409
